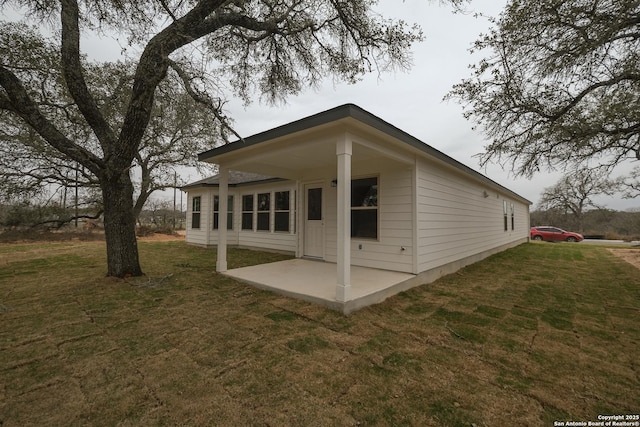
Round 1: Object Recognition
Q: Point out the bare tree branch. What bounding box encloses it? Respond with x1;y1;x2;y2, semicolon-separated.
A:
0;64;104;174
168;59;243;143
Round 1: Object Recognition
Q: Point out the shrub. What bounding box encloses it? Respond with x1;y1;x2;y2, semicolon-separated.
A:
136;224;177;237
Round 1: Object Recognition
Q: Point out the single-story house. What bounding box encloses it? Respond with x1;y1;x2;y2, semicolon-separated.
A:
182;104;531;313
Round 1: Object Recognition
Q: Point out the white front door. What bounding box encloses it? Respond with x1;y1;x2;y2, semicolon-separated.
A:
304;185;324;258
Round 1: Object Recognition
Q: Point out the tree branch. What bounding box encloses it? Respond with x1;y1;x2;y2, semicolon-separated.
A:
0;64;104;175
31;210;104;230
117;0;229;167
60;0;117;154
545;73;640;122
168;59;243;143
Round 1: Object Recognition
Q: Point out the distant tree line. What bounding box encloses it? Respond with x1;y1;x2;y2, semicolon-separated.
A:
0;198;185;233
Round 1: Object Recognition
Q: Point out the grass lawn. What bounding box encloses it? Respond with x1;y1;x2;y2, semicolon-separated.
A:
1;241;638;426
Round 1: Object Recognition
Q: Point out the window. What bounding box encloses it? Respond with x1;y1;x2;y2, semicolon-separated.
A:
351;177;378;239
191;196;201;229
213;195;234;230
307;188;322;221
242;194;253;230
274;191;290;232
257;193;270;231
510;203;515;231
237;191;292;233
503;200;508;231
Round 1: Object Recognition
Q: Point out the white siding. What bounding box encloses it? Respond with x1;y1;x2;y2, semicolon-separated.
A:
185;153;529;275
185;191;212;246
324;167;414;273
416;158;529;272
237;231;297;252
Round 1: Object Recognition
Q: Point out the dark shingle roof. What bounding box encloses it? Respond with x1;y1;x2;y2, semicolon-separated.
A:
180;171;282;190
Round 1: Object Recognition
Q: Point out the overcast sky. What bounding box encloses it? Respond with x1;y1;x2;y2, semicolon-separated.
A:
214;0;637;211
9;0;640;211
200;0;640;211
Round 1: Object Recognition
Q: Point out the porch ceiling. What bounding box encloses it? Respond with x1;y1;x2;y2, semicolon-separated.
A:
213;132;411;180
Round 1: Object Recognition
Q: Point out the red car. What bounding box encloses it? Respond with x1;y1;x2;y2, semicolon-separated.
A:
530;226;584;242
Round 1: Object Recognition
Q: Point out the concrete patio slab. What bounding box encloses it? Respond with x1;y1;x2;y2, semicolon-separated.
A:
224;258;418;314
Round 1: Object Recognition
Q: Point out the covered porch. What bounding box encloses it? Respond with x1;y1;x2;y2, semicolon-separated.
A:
224;258;417;314
202;105;417;307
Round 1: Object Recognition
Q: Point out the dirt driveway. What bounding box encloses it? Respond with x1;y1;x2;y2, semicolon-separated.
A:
608;248;640;270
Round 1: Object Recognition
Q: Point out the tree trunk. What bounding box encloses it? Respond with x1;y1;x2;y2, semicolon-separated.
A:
101;171;143;277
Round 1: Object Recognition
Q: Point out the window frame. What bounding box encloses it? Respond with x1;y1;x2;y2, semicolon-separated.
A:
236;189;295;234
274;190;290;233
351;176;379;240
191;196;201;229
256;192;271;231
213;194;234;230
510;203;515;231
241;194;254;231
503;200;508;232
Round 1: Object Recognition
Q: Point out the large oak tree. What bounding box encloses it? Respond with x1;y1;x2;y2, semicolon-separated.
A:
448;0;640;178
0;53;217;218
0;0;427;277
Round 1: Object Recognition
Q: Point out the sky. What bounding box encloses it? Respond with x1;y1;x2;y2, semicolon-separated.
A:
215;0;637;211
7;0;640;211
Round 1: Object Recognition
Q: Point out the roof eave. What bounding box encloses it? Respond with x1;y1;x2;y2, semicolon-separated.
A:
195;103;532;205
198;104;359;162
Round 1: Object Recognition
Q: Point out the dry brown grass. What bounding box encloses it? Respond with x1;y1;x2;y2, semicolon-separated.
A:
608;247;640;270
1;241;638;426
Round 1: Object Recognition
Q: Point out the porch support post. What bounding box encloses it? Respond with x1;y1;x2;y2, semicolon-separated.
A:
336;136;352;302
216;166;229;272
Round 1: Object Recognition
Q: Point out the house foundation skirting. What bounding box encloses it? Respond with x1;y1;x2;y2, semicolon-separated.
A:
341;238;529;314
